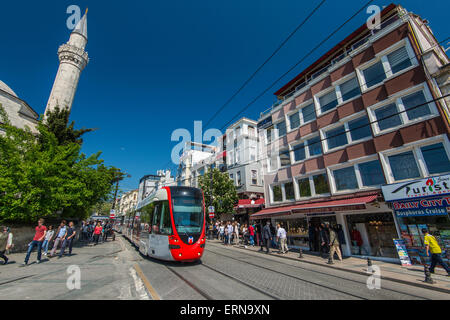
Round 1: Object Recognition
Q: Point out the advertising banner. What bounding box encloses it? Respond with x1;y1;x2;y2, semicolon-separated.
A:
381;174;450;202
392;196;450;217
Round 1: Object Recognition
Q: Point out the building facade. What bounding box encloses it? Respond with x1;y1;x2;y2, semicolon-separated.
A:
118;189;139;218
252;4;450;263
138;170;175;202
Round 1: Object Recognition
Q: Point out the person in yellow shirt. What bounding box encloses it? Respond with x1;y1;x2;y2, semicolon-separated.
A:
422;228;450;276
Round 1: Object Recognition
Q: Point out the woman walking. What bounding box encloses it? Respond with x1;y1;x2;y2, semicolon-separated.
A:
93;222;103;245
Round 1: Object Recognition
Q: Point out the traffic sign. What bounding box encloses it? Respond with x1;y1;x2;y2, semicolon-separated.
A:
209;212;215;219
109;209;116;219
208;206;215;213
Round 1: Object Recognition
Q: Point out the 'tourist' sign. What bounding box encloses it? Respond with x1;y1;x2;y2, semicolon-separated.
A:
381;174;450;202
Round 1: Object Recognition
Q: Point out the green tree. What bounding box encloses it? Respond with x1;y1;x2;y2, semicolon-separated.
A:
198;168;238;220
42;106;95;145
0;105;120;223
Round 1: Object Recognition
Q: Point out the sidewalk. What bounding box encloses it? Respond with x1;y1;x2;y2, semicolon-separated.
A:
0;238;145;300
207;239;450;294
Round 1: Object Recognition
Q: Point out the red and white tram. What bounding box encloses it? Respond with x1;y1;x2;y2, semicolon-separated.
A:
124;186;206;262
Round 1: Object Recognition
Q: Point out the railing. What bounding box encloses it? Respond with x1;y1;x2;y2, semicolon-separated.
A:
259;13;402;120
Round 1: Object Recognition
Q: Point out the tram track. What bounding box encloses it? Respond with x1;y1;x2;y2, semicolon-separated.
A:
205;244;432;300
204;248;368;300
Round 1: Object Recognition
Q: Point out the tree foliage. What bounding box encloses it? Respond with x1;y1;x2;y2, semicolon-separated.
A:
198;168;238;219
0;106;120;223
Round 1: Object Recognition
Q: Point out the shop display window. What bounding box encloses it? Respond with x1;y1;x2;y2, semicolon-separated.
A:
274;218;308;248
345;213;398;258
397;215;450;265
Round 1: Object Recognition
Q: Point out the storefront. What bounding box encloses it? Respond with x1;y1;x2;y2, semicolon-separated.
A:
234;199;265;225
250;193;401;261
382;174;450;266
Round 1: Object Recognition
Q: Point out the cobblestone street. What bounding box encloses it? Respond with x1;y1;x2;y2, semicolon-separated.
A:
2;236;448;300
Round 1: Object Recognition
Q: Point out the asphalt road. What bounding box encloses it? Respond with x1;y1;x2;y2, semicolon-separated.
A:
1;235;449;300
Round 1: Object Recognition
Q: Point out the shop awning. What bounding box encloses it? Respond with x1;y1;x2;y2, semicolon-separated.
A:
250;194;378;220
234;198;265;209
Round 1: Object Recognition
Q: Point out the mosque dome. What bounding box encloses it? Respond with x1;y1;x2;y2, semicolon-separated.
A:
0;80;18;98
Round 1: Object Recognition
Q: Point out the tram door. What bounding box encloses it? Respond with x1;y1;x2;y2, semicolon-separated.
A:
150;201;173;260
139;202;154;256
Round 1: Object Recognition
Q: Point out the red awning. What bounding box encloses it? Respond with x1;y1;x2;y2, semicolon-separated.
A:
250;195;378;220
235;198;265;209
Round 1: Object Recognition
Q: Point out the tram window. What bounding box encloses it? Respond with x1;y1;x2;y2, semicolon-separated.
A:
160;201;173;235
152;202;161;234
141;202;154;233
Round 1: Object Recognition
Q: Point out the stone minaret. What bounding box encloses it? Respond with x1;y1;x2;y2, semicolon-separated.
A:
45;10;89;116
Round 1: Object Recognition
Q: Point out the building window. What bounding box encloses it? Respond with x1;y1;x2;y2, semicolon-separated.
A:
251;170;258;185
402;91;431;121
420;143;450;175
248;126;255;136
325;125;348;150
308;136;323;157
230;173;234;182
374;103;402;131
293;143;306;162
358;160;385;187
279;149;291;167
334;166;358;191
339;77;361;102
298;178;311;197
388;151;421;181
266;126;274;144
277;121;287;138
236;171;242;186
272;185;282;202
382;138;450;182
370;87;435;134
285;182;295;201
301;103;316;123
313;173;330;195
318;90;339;114
387;46;412;75
348;115;372;141
289;112;300;131
362;60;386;88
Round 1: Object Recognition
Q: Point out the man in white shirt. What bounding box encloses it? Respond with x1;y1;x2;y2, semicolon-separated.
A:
277;223;288;254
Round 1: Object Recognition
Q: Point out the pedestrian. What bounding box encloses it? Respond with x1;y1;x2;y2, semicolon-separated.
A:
319;223;330;258
82;222;89;243
262;221;273;254
93;222;103;245
270;223;277;249
22;218;47;266
59;221;77;258
50;220;67;257
255;223;261;247
42;225;55;256
327;223;343;263
0;226;11;265
226;222;233;245
276;223;288;254
308;222;315;252
248;223;255;246
233;222;240;245
219;223;225;242
422;228;450;275
336;224;346;256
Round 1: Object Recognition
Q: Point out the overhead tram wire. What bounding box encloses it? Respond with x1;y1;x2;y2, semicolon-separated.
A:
219;0;376;132
226;93;450;172
160;0;369;174
202;0;328;131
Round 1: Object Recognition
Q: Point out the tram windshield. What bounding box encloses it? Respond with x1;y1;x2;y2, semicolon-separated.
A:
172;195;204;234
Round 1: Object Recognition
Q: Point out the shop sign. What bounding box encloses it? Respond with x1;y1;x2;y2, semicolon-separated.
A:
381;174;450;202
305;212;336;217
393;239;412;267
393;196;450;217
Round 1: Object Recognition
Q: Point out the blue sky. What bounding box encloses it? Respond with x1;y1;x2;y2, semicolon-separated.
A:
1;0;449;193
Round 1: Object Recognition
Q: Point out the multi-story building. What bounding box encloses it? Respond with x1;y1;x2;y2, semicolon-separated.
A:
137;170;175;202
252;4;450;263
225;118;265;222
118;189;139;217
177;142;216;187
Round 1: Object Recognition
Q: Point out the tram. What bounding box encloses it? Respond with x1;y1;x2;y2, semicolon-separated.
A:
123;186;206;262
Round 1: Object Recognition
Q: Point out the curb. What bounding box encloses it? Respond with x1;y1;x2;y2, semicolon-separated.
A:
208;241;450;295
